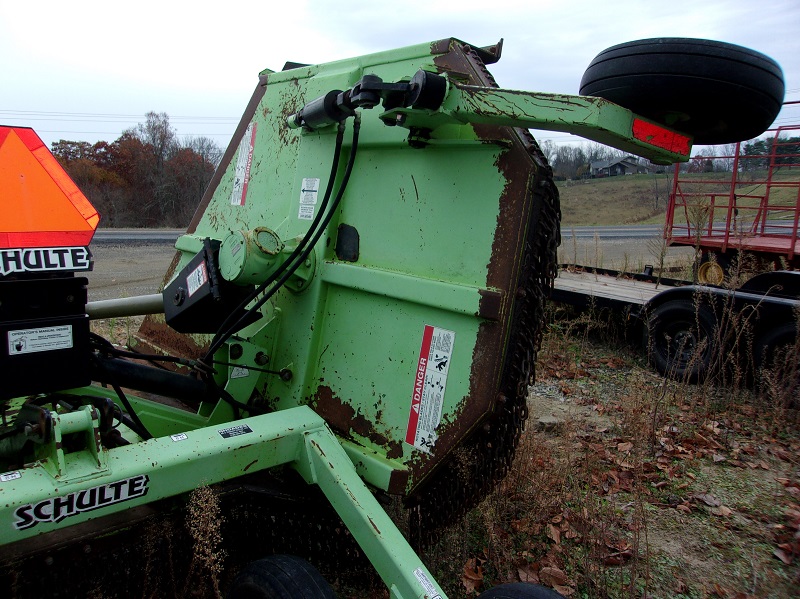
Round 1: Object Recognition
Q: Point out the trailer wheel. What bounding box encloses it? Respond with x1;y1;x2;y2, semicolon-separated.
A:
479;582;566;598
579;38;784;144
646;300;717;382
755;322;799;405
226;554;336;599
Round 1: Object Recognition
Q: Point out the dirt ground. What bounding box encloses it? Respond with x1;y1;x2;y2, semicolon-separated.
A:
85;243;176;302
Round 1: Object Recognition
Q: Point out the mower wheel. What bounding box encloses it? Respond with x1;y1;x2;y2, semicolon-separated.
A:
645;299;718;382
579;38;784;144
226;554;336;599
478;582;566;598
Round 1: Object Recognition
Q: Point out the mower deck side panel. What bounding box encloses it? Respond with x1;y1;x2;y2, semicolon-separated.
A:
134;39;551;498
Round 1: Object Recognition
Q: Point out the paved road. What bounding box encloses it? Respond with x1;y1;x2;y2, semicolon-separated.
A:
92;229;183;244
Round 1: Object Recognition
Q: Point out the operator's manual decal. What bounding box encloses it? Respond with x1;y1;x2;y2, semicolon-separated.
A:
405;325;455;453
8;325;72;355
230;122;257;206
298;177;320;220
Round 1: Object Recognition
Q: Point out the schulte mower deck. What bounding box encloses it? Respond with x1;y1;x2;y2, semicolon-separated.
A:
2;36;779;597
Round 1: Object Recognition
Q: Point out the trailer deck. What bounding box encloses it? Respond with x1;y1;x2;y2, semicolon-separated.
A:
551;266;687;315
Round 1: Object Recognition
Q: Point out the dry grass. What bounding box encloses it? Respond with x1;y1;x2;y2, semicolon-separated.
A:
557;175;670;227
418;308;800;598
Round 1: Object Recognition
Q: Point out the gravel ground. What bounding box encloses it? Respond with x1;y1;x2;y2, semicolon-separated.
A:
85;243;176;302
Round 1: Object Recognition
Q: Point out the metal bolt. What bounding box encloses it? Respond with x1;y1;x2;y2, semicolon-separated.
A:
173;288;186;306
230;344;243;360
255;352;270;366
279;369;293;382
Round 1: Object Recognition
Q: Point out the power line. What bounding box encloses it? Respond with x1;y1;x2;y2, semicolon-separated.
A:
0;109;237;122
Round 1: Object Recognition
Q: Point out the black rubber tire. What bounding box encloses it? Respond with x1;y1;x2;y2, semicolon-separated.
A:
645;299;718;382
579;38;785;145
226;555;336;599
479;582;566;598
755;322;799;404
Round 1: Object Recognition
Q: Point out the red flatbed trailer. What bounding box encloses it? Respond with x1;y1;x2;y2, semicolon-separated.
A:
665;103;800;283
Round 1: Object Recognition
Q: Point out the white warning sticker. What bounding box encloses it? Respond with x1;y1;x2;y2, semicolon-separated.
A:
8;325;73;355
230;122;257;206
405;325;455;453
298;177;320;220
413;568;442;599
231;366;250;379
186;262;208;297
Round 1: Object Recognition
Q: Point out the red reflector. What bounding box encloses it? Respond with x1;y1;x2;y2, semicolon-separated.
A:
632;119;691;157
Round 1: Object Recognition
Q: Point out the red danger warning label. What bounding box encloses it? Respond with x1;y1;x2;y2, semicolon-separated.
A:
405;325;455;453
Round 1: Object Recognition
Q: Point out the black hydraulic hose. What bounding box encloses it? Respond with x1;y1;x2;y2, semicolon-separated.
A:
91;355;216;404
206;116;362;363
90;354;153;440
204;122;348;361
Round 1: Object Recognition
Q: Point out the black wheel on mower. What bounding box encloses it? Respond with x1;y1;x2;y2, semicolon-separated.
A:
645;299;718;382
226;554;336;599
579;38;785;144
478;582;566;598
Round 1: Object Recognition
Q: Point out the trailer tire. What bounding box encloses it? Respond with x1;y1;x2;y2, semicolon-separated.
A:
755;322;799;405
479;582;566;598
579;38;785;144
645;300;717;382
226;555;336;599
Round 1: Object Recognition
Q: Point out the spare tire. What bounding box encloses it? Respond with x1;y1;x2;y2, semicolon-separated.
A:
579;38;784;145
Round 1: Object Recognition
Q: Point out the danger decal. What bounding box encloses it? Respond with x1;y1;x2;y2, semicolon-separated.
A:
13;475;149;530
230;122;257;206
405;325;455;453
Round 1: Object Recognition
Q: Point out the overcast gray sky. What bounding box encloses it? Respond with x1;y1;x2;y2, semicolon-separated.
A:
2;0;798;151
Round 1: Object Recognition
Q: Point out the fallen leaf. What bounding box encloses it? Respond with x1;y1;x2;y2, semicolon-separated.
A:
694;493;721;507
773;548;793;565
517;564;539;584
617;441;633;452
694;431;724;449
547;523;562;545
712;453;726;463
553;584;575;596
711;505;733;517
539;566;568;587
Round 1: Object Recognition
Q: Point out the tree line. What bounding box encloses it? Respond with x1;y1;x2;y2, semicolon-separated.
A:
52;112;222;228
53;113;795;227
539;135;799;179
